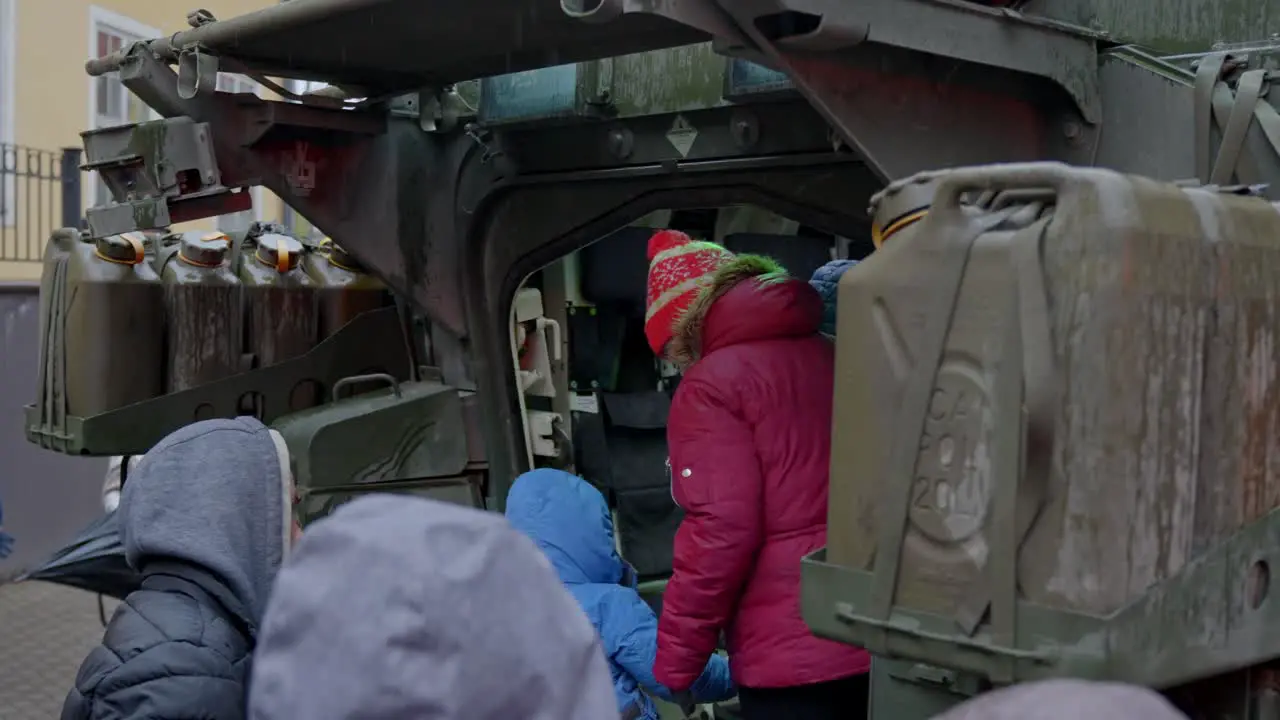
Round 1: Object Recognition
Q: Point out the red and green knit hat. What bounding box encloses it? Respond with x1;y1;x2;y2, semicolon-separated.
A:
643;230;735;356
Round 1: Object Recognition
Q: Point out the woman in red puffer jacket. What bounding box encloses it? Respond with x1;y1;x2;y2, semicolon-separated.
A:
643;230;870;720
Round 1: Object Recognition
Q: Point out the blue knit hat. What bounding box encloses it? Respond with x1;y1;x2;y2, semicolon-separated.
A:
809;259;857;336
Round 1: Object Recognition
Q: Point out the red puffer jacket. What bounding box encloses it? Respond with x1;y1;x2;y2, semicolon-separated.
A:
654;266;871;691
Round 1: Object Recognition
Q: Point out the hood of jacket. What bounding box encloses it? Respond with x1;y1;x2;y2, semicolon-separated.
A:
505;468;625;587
930;680;1188;720
669;254;823;368
247;493;620;720
809;259;857;337
121;416;291;627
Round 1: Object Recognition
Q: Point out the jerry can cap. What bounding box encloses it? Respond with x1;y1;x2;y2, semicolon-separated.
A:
95;233;147;265
178;232;231;267
326;242;366;273
255;233;304;273
868;171;943;248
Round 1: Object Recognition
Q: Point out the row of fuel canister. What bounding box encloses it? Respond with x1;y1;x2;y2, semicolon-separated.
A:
52;228;391;419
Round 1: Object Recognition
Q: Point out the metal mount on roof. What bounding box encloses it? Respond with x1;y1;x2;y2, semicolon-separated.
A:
176;46;219;100
417;87;470;133
79;116;249;238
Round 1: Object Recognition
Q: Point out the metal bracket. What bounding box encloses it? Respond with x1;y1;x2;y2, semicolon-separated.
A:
804;495;1280;690
27;307;414;456
1195;53;1280;191
176;46;219;100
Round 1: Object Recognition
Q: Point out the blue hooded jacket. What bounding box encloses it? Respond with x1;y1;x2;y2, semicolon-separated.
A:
809;259;858;337
506;469;735;719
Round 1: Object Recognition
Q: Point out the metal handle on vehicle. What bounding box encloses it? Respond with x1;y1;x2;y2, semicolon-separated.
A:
931;162;1083;209
332;373;401;401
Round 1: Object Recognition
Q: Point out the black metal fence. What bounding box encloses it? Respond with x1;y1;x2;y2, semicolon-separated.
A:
0;144;83;263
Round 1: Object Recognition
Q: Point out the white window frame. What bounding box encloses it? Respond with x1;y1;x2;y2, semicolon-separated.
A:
0;0;15;226
87;7;162;211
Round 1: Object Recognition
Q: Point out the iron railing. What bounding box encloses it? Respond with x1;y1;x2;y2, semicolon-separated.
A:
0;145;83;262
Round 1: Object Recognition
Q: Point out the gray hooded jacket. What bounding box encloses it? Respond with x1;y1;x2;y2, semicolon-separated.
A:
63;417;293;720
930;679;1189;720
248;494;619;720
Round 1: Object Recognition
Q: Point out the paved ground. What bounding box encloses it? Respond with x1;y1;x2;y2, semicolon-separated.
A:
0;581;117;720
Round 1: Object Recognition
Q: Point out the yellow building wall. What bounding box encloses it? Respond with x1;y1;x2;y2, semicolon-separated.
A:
0;0;290;280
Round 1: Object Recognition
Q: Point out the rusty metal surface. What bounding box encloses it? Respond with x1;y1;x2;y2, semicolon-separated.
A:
688;0;1100;180
0;582;118;720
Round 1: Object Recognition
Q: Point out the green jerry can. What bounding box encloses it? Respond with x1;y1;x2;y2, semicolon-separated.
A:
271;373;472;527
806;162;1280;690
159;231;244;393
35;228;88;434
62;233;166;417
240;231;321;412
303;238;391;340
240;232;319;366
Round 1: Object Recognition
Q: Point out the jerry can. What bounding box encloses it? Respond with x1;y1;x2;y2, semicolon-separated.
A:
240;231;319;368
821;162;1280;634
160;232;244;393
35;228;87;430
62;233;165;416
303;238;390;339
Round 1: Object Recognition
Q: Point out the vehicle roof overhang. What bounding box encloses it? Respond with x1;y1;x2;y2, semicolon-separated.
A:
159;0;710;92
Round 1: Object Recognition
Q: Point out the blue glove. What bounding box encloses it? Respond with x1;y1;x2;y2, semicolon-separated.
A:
0;498;11;559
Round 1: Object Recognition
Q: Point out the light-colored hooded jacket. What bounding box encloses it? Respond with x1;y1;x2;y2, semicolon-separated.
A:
930;679;1189;720
247;493;620;720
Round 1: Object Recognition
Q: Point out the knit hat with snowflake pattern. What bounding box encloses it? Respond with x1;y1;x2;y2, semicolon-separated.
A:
644;230;735;356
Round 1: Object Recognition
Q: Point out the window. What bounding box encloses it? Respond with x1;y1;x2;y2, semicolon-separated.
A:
88;8;161;208
214;74;264;234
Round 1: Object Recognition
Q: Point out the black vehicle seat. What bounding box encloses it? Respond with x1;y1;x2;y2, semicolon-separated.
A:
573;227;683;581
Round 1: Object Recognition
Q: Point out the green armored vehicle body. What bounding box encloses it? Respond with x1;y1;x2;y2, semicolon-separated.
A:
32;0;1280;716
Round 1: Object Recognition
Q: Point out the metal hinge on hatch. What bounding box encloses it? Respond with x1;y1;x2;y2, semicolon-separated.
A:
513;288;565;460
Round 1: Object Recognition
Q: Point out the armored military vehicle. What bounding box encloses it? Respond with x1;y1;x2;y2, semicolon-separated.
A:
30;0;1280;716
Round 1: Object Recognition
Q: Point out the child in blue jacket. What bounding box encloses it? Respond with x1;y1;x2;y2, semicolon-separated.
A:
809;258;858;337
506;468;735;720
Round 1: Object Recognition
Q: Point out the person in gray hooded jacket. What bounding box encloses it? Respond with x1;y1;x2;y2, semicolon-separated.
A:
247;493;620;720
63;417;299;720
929;679;1188;720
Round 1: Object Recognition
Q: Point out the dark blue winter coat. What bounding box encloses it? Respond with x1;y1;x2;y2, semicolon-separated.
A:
808;259;858;336
505;469;734;720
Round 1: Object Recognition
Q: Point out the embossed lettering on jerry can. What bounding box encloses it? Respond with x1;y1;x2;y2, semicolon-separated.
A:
827;163;1280;620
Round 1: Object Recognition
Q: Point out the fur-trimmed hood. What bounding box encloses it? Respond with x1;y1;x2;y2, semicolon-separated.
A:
668;254;823;367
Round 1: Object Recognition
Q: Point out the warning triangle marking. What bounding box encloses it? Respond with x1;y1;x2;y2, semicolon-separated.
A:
666;114;698;158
